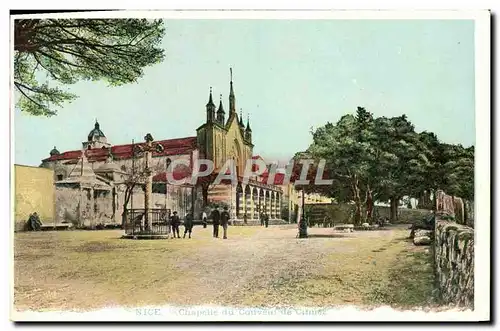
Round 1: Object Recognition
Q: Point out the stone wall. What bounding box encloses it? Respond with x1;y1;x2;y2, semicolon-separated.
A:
14;165;55;231
435;189;474;228
375;206;431;224
434;218;474;308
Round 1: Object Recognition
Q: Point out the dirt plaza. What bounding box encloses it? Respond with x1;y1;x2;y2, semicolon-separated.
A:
14;224;436;311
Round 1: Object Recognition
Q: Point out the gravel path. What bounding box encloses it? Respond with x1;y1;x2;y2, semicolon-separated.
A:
15;224;414;310
161;225;404;306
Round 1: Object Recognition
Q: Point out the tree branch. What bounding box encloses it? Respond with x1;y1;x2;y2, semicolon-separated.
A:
14;82;46;110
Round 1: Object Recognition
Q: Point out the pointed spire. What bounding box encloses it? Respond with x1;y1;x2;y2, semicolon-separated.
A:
216;94;225;124
206;86;215;106
239;109;245;128
217;94;224;113
229;67;236;114
246;113;252;132
206;87;216;123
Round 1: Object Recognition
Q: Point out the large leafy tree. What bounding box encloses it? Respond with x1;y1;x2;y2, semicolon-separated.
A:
14;19;165;116
441;144;474;201
371;115;431;221
306;111;374;225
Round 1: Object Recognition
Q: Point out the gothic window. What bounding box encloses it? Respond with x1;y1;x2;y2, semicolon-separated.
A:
57;174;63;181
121;165;126;171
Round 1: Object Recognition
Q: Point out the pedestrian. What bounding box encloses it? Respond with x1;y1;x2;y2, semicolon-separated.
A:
211;207;221;238
221;206;230;239
171;211;181;238
260;212;264;226
243;213;248;225
202;211;208;229
183;211;194;238
264;213;269;228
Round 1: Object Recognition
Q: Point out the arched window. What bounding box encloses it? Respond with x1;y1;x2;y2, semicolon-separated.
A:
166;158;172;170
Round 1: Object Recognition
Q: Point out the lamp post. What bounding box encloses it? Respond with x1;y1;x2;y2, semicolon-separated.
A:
299;189;308;238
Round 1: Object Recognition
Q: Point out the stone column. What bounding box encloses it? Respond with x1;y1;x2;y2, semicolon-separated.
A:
269;191;276;219
242;184;246;217
276;193;281;219
264;189;270;216
136;133;165;231
254;188;259;220
249;186;254;221
277;193;280;218
144;148;153;230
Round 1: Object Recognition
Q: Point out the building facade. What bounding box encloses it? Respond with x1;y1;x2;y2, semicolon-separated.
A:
41;73;284;226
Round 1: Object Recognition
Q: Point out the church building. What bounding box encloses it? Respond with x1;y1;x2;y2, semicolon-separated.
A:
41;72;284;227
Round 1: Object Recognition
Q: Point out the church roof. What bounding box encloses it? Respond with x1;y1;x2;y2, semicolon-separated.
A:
43;136;197;163
56;151;111;190
88;121;106;141
49;146;60;156
95;160;123;174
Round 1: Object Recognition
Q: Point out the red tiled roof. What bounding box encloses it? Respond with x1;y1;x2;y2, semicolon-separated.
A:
152;164;193;183
43;137;197;163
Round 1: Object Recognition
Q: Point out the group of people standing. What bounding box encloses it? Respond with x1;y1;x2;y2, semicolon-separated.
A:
163;206;273;239
210;206;231;239
168;211;194;239
165;206;231;239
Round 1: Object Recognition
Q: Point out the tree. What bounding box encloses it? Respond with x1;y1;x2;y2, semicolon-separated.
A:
14;19;165;116
297;107;474;225
441;144;474;201
117;157;165;226
306;111;374;225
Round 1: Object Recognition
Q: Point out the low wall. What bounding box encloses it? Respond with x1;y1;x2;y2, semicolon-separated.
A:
434;218;474;308
14;165;55;231
304;203;431;225
375;206;431;224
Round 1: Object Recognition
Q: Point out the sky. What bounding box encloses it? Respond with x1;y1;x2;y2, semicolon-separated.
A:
13;19;475;166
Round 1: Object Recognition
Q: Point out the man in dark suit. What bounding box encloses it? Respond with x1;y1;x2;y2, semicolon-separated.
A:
220;206;230;239
171;211;181;238
183;212;194;239
211;207;221;238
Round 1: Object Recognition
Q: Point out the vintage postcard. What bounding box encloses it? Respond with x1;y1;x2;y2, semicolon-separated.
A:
10;10;490;322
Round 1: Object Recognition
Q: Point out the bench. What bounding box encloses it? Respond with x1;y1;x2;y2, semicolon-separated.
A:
333;224;354;232
40;223;73;231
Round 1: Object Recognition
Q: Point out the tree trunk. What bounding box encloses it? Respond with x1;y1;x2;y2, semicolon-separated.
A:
365;186;373;222
431;188;437;212
351;175;362;225
396;196;401;221
389;197;397;223
121;186;133;226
